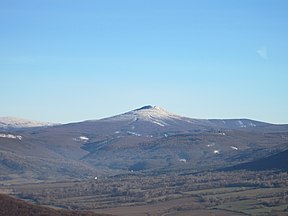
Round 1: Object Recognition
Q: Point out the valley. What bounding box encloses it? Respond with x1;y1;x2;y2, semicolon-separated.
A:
1;170;287;215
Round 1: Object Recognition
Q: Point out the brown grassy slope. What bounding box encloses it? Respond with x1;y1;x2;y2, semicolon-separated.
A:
0;194;112;216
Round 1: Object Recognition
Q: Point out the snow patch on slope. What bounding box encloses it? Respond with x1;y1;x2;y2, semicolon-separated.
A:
0;133;22;140
79;136;89;141
127;131;142;136
151;120;166;127
179;158;187;163
237;120;257;128
238;120;246;128
74;136;89;142
207;143;215;147
249;122;256;127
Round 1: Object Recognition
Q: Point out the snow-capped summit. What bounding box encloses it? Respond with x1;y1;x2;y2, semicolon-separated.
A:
99;105;189;128
131;105;178;119
130;105;182;126
133;105;154;111
102;105;182;123
86;105;270;133
0;116;57;129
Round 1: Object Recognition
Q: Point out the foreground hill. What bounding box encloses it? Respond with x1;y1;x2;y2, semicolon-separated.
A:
0;194;111;216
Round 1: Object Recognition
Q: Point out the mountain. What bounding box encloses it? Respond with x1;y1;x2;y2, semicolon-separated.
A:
62;105;270;137
0;105;288;181
0;117;57;129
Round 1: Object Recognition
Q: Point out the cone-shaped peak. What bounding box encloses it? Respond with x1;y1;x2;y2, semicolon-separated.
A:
131;105;177;119
133;105;154;111
101;105;182;123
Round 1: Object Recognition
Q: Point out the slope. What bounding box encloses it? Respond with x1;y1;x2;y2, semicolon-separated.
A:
226;148;288;171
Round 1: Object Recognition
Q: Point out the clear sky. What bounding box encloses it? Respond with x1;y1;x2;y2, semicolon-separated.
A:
1;0;288;124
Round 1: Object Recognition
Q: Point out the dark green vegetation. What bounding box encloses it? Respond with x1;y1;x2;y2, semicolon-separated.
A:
1;170;287;215
0;193;111;216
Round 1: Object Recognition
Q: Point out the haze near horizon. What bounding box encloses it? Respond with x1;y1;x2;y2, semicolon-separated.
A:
1;1;288;124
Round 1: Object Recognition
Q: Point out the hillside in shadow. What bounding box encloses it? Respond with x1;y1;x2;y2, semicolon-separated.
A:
0;194;112;216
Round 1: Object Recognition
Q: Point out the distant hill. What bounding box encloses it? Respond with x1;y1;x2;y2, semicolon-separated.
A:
0;194;112;216
0;116;57;129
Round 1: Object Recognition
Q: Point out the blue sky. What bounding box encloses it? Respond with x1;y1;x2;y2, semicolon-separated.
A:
1;0;288;123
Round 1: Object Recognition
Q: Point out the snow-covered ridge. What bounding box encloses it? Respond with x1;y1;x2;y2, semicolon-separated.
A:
0;133;22;140
0;117;57;128
102;105;185;126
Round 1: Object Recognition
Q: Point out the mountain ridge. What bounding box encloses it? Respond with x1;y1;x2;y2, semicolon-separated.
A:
2;105;285;128
82;105;272;131
1;105;288;182
0;116;58;129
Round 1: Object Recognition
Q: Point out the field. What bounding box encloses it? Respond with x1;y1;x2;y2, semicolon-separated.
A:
1;170;288;215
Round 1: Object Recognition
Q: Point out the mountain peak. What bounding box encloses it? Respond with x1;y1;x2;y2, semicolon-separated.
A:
132;105;170;115
101;105;181;123
133;105;154;111
128;105;181;122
